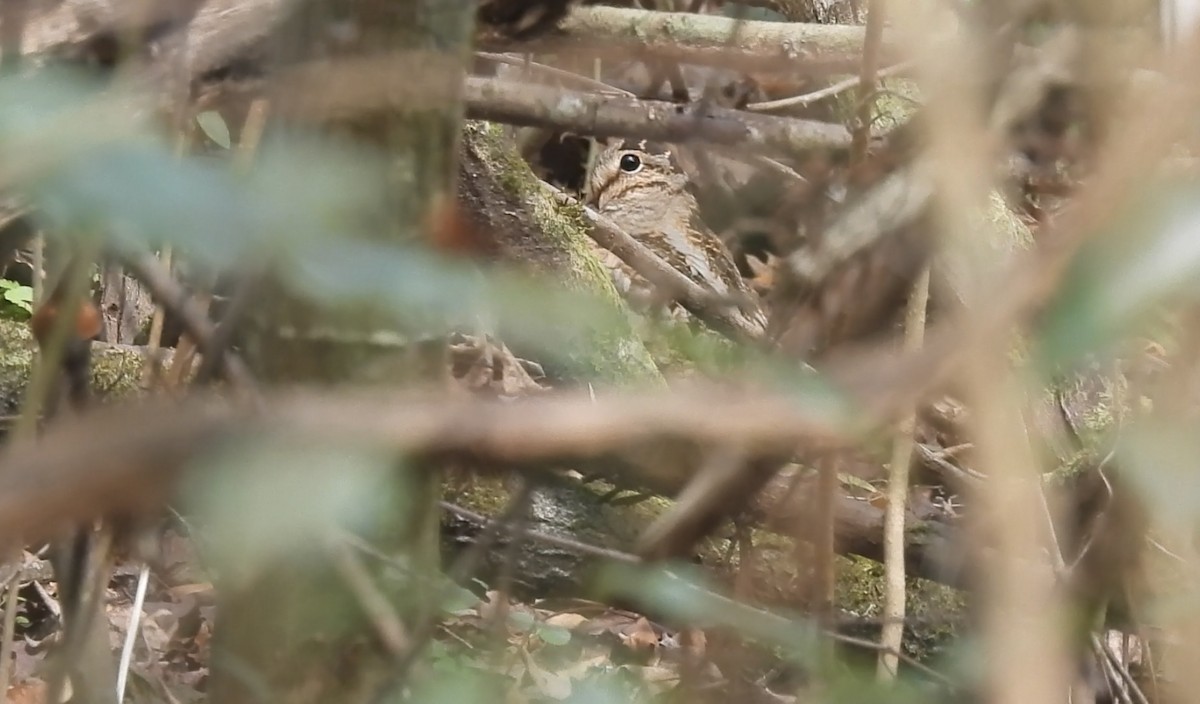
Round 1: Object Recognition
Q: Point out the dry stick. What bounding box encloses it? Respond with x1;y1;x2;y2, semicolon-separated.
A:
441;501;640;565
850;0;886;167
115;564;149;702
811;455;838;632
16;246;104;704
474;52;635;96
325;535;411;656
0;567;21;699
465;76;853;157
122;253;256;393
877;265;929;680
31;235;43;305
745;61;912;113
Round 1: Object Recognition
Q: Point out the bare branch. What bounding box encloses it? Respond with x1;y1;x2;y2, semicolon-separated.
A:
465;76;852;156
479;6;897;74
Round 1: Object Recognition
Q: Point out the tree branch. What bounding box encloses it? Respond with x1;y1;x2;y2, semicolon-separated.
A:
0;388;972;583
479;6;897;74
464;76;852;156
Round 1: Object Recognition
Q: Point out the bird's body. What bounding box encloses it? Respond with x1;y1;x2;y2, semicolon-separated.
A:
583;142;767;335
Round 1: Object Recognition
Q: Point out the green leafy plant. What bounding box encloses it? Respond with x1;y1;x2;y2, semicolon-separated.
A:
0;278;32;319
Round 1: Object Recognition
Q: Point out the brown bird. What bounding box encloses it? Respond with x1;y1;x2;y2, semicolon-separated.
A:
584;141;768;336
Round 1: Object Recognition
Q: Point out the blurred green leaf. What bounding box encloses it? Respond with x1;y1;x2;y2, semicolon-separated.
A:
406;661;499;704
535;623;571;646
196;111;231;149
1119;422;1200;530
595;563;820;659
440;584;480;615
0;279;32;313
564;667;645;704
1039;183;1200;367
508;609;536;632
185;436;396;586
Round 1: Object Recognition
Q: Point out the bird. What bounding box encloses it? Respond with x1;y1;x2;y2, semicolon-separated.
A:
582;141;768;336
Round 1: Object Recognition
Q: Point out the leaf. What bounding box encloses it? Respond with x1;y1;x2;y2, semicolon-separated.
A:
0;279;32;312
535;623;572;646
185;438;396;585
507;609;536;633
440;585;480;615
196;111;231;149
1039;184;1200;366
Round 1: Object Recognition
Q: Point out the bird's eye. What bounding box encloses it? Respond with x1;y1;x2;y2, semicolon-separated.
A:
618;153;642;173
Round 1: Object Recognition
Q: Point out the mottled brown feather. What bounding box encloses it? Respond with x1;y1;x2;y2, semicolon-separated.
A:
584;142;767;333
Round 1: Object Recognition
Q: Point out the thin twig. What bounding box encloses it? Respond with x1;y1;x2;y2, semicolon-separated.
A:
326;535;410;656
116;564;150;702
877;264;929;680
121;253;257;394
745;61;912;112
474;52;635;96
850;0;886;167
439;501;641;565
0;566;22;699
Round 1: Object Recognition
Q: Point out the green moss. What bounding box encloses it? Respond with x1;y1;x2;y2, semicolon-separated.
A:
836;554;966;662
0;318;162;413
466;121;662;385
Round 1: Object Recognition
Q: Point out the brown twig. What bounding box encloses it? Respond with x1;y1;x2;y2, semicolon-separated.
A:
474;52;635;96
745;61;912;112
441;500;641;565
877;264;928;679
325;534;411;656
850;0;886;167
121;252;257;394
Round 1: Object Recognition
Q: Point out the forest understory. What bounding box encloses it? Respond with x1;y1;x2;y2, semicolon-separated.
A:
0;1;1195;703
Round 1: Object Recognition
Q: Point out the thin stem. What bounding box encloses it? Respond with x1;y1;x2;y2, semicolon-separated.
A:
877;264;929;679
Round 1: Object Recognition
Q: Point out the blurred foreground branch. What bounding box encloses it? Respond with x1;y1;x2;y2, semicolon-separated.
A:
0;389;967;584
